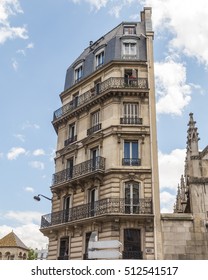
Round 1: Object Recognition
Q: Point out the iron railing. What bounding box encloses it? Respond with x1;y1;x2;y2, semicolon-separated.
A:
87;123;102;136
122;251;143;259
52;156;105;186
53;77;148;121
40;198;152;228
120;117;143;125
64;135;77;146
122;158;141;166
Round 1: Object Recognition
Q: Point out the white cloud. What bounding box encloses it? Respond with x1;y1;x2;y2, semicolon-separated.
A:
29;161;45;170
160;191;176;213
0;0;28;44
24;187;34;193
4;210;41;224
21;121;40;130
142;0;208;67
158;148;186;190
26;42;34;49
14;133;25;142
72;0;108;10
7;147;27;160
0;224;48;250
12;58;18;71
33;149;45;156
155;59;192;115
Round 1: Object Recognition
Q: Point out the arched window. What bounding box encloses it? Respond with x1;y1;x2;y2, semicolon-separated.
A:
124;181;140;214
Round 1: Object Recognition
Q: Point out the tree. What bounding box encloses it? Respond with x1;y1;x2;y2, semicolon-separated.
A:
27;248;38;260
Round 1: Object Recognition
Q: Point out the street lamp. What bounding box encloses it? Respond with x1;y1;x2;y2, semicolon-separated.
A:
33;194;52;202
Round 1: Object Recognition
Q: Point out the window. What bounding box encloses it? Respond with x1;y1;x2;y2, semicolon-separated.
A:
88;188;98;216
59;237;69;260
125;182;140;214
63;195;71;223
91;147;99;170
66;158;73;179
123;229;142;259
96;51;104;68
92;111;100;127
123;26;136;35
122;41;137;59
121;103;141;124
84;231;97;259
87;111;101;135
65;123;77;146
123;141;140;166
75;65;83;82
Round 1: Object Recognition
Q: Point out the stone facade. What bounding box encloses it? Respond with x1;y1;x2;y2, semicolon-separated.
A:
163;113;208;260
0;231;29;260
39;7;208;260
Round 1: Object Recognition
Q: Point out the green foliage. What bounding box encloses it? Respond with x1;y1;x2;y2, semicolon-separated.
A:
27;248;38;260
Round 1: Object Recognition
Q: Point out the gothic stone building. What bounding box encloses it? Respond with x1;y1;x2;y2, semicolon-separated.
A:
39;7;208;260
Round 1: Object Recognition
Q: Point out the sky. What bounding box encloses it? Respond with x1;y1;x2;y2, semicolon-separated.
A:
0;0;208;250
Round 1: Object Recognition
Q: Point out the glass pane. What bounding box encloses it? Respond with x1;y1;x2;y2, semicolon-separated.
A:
125;184;130;203
132;142;138;158
124;141;130;158
133;184;139;203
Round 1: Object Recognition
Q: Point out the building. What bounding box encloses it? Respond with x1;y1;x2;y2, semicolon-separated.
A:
161;113;208;259
0;231;29;260
40;7;162;260
39;7;208;260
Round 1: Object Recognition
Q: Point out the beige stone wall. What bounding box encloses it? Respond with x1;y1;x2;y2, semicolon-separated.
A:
161;213;208;260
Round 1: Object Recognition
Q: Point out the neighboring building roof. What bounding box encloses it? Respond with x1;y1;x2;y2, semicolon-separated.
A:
0;231;29;250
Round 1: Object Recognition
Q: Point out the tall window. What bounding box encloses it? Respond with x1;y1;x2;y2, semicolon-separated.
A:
88;188;98;216
63;195;71;223
87;111;101;135
121;103;141;124
66;158;73;179
123;141;140;166
96;51;104;68
65;123;76;146
84;231;97;259
75;65;83;82
123;229;142;259
59;237;69;260
123;41;137;59
125;182;140;214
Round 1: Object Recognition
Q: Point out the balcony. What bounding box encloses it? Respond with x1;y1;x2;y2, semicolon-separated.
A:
87;123;101;136
52;156;105;186
120;117;142;125
122;158;141;166
64;135;77;146
53;77;148;121
40;198;152;229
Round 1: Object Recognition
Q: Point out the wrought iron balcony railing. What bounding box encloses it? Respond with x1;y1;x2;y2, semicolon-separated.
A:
120;117;143;125
53;77;148;121
58;256;69;260
52;156;105;186
64;135;77;146
40;198;152;229
122;158;141;166
87;123;101;136
122;251;143;259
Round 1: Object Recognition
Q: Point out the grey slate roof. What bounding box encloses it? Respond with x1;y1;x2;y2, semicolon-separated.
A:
64;21;146;91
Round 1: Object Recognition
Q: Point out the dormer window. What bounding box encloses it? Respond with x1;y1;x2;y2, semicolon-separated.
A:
123;25;136;35
74;64;83;83
95;50;104;69
122;40;137;59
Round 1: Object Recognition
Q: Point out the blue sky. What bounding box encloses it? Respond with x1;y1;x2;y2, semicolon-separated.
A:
0;0;208;249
